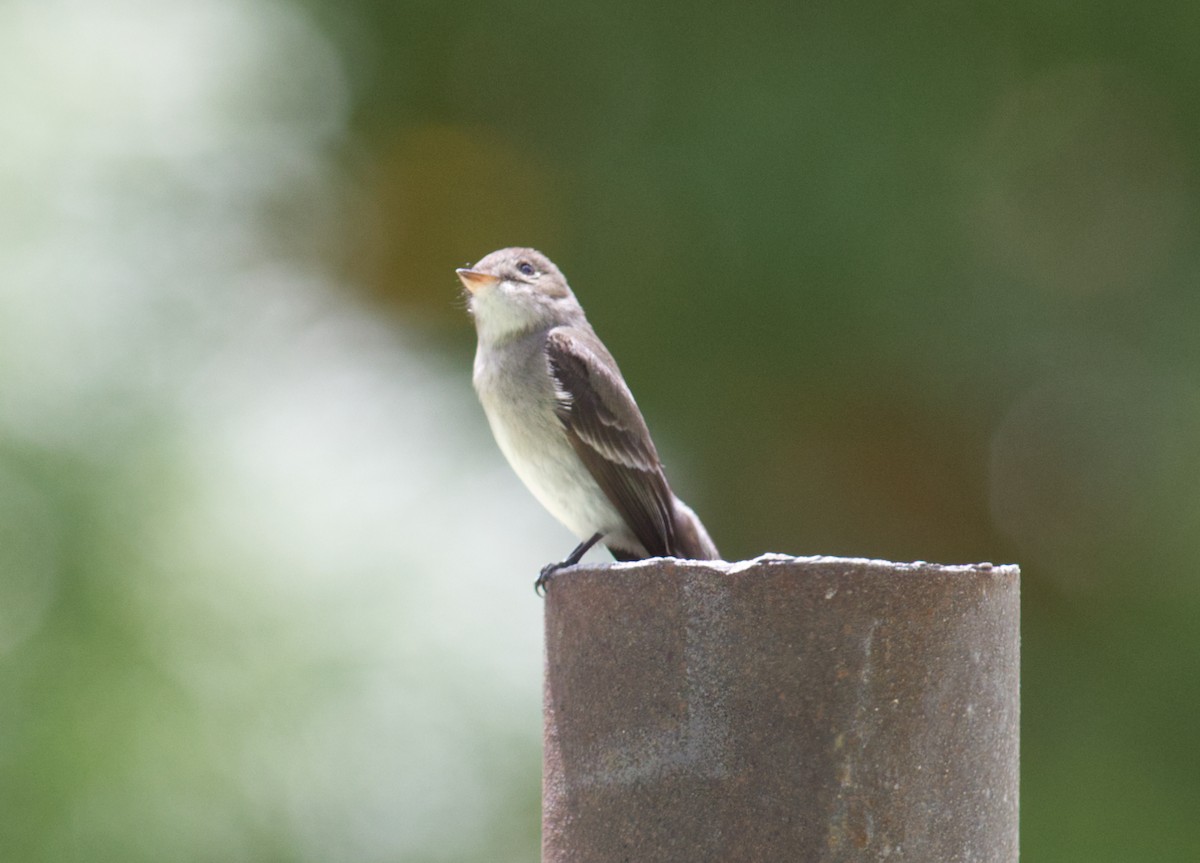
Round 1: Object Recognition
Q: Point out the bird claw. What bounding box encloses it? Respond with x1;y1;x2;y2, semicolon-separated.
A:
534;562;561;597
534;533;603;597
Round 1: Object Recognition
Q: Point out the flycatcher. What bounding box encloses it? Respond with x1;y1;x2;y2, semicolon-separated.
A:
458;247;720;592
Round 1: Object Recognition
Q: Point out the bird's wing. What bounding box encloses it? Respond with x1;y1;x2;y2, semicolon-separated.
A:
545;327;676;558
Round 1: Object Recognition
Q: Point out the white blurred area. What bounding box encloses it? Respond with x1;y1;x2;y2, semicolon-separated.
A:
0;1;556;860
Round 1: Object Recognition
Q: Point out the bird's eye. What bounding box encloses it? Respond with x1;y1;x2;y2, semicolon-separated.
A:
517;261;536;277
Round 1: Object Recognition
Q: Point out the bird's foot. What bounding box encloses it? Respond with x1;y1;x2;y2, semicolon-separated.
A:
534;532;604;597
534;562;564;596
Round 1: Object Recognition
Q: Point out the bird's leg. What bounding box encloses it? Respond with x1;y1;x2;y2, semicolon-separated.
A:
535;532;602;596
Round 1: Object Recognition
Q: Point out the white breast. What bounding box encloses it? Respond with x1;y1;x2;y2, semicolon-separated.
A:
473;336;623;542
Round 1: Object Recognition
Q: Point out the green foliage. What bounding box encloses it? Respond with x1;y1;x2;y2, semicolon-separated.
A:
3;0;1199;859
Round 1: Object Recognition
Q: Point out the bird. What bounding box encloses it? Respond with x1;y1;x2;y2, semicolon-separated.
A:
457;247;720;593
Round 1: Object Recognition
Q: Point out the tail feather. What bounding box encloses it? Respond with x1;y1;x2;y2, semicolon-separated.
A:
670;496;721;560
603;496;721;562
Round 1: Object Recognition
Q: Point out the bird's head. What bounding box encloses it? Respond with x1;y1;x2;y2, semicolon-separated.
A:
457;248;582;341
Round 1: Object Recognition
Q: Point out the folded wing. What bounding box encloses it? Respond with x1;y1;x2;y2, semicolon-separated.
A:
545;327;676;558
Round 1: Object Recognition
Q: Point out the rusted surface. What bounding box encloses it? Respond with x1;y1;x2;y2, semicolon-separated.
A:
542;554;1019;863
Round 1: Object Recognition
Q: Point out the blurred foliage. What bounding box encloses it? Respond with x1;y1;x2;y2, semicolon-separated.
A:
3;0;1200;860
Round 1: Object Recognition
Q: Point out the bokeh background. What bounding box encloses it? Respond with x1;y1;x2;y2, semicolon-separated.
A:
3;0;1198;860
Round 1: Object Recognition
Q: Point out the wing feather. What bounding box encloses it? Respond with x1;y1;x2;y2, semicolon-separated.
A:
545;327;676;558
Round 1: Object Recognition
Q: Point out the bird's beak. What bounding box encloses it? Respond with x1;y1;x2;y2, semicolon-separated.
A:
456;268;500;293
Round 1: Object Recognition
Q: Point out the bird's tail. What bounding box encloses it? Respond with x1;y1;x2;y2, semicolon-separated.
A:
670;496;721;560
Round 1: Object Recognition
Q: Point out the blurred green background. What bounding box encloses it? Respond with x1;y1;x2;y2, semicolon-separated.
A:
2;0;1198;860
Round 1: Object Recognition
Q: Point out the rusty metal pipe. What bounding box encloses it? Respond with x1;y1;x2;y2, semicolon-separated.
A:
542;554;1019;862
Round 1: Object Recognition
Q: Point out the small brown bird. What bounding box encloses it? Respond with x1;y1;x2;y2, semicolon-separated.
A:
457;248;720;591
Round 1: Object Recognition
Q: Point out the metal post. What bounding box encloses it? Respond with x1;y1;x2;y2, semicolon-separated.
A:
542;554;1019;862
